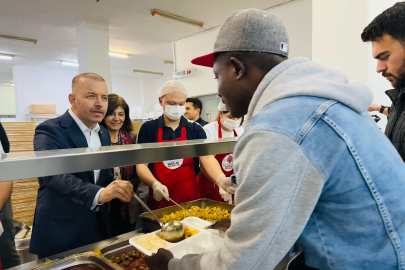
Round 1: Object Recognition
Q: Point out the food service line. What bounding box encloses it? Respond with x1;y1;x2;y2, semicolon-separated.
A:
0;137;236;182
8;229;146;270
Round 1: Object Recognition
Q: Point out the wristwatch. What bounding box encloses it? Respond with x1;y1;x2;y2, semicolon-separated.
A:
379;105;386;114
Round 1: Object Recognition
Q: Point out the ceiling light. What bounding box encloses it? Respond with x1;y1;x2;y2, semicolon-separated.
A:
133;69;163;76
109;51;129;58
0;34;37;45
151;9;203;28
10;83;14;86
60;61;79;67
0;53;14;60
164;60;173;64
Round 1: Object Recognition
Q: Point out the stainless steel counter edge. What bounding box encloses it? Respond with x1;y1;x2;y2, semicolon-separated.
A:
0;137;237;182
8;229;146;270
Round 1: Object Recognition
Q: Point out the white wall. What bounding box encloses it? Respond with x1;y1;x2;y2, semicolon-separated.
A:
142;78;157;112
13;66;76;121
312;0;368;85
110;74;143;108
173;0;313;97
13;65;170;121
142;75;173;115
174;29;220;97
0;86;16;115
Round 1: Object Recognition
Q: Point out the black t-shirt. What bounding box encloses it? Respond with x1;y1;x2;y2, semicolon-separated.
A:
137;115;207;143
196;117;209;127
137;115;207;172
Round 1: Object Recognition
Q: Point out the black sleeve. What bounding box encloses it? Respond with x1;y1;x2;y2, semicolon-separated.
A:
195;123;207;140
0;123;10;153
137;122;154;144
34;123;101;210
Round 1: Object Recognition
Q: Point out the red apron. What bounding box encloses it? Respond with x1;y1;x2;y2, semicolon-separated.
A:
148;126;201;210
197;120;237;202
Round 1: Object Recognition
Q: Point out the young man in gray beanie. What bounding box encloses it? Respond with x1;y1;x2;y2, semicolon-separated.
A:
146;8;405;270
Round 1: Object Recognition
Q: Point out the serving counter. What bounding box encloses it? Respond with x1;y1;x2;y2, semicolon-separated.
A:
0;138;237;182
0;138;236;269
8;229;146;270
0;137;290;270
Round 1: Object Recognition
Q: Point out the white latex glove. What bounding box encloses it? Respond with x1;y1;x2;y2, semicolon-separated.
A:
219;187;232;203
152;181;169;201
0;220;3;237
216;174;237;195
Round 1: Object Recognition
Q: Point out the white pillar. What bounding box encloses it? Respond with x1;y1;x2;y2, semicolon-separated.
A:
76;21;112;93
312;0;368;85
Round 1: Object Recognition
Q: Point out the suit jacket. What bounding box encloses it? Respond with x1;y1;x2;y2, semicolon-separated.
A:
30;111;115;257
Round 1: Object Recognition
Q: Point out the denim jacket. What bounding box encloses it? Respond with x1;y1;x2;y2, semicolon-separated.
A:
169;58;405;270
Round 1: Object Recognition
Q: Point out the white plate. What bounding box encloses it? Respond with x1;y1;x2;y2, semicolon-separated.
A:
182;217;225;238
166;242;208;259
129;232;177;256
187;231;224;250
129;222;203;256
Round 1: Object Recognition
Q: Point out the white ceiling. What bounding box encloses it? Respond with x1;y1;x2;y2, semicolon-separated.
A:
0;0;288;84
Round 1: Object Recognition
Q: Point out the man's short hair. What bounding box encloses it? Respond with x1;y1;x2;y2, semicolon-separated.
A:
72;72;105;89
214;51;287;74
186;98;203;115
361;2;405;44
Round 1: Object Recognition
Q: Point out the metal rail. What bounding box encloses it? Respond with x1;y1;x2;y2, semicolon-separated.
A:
0;137;237;182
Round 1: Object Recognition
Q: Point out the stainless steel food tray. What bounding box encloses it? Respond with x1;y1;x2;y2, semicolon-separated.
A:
139;199;234;232
100;240;137;258
35;256;116;270
100;240;148;270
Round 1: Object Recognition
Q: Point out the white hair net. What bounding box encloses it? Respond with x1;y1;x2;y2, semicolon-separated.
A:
218;101;228;112
158;80;188;98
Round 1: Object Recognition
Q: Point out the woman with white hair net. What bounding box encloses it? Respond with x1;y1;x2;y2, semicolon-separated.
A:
136;80;236;210
198;102;244;204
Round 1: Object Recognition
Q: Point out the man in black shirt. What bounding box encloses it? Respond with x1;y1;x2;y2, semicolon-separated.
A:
185;98;208;126
136;80;236;210
362;2;405;161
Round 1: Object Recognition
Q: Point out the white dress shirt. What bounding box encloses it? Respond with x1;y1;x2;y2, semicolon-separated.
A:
68;109;104;210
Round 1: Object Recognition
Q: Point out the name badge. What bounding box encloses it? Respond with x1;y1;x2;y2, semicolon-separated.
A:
163;159;183;169
222;154;233;172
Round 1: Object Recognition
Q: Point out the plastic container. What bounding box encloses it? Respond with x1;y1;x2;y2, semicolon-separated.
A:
182;217;225;238
129;218;224;258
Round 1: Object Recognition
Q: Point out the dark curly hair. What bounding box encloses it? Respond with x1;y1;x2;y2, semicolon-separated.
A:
100;94;133;133
361;2;405;44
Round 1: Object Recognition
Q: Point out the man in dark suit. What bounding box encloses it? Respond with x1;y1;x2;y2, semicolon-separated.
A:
30;73;133;258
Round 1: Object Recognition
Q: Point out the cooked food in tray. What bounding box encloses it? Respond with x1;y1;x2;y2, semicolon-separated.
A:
108;249;150;270
63;265;102;270
184;226;199;239
160;206;231;223
135;234;168;251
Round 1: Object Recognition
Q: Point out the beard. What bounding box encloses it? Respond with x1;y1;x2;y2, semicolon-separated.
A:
385;57;405;89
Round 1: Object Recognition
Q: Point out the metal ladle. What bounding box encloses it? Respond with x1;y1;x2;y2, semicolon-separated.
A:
132;193;184;243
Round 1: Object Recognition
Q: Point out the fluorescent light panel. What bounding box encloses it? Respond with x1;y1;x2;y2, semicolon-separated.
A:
10;83;14;86
109;51;129;58
0;34;37;45
151;9;203;28
0;53;14;60
60;61;78;67
133;69;163;76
